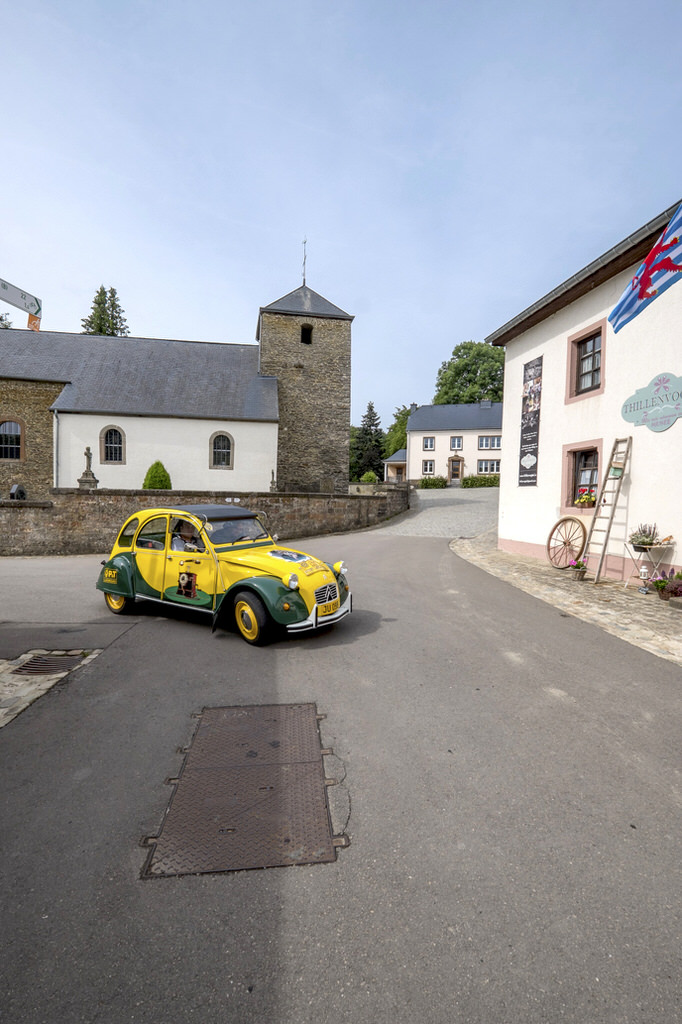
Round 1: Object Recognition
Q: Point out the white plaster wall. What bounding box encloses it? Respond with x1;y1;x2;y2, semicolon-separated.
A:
406;428;502;480
498;263;682;563
56;414;278;492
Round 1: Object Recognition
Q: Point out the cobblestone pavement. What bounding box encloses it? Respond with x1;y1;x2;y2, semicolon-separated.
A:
383;487;682;669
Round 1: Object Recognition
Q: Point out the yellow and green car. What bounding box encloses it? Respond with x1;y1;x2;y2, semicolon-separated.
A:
96;504;351;644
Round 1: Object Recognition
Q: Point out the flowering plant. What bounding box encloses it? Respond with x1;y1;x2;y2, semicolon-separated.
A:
649;573;671;592
629;523;659;546
574;490;596;506
570;558;588;571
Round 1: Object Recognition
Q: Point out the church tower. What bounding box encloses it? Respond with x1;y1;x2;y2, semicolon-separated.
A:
257;285;353;493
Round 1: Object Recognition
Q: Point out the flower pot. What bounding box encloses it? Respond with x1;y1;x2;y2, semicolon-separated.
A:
633;544;653;552
658;589;671;601
572;569;587;580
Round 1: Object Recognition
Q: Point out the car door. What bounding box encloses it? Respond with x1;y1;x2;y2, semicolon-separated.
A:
163;517;217;609
133;515;170;598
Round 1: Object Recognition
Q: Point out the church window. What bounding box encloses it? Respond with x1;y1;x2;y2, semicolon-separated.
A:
100;426;125;464
0;420;22;460
210;432;233;469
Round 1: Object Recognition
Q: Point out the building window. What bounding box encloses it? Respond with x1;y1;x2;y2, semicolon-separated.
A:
301;324;313;345
423;436;435;450
477;459;500;474
99;425;126;464
422;460;434;475
566;321;606;403
577;333;601;393
478;435;501;449
0;420;22;460
210;431;233;469
450;436;462;450
573;448;598;503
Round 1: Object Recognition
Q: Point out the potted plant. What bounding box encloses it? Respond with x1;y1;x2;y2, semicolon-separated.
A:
649;573;672;599
628;523;660;551
574;490;596;508
663;578;682;601
570;557;588;580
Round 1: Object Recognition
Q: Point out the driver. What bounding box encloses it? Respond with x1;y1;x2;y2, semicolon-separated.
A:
171;520;205;552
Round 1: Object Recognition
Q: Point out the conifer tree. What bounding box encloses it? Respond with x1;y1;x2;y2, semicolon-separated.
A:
81;285;130;336
0;312;12;328
350;401;385;480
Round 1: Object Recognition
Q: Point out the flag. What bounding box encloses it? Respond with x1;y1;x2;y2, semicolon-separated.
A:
608;202;682;333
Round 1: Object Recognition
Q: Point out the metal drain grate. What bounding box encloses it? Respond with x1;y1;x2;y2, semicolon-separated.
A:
141;703;349;877
12;654;84;676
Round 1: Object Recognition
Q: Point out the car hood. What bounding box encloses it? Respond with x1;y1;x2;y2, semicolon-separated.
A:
218;544;334;581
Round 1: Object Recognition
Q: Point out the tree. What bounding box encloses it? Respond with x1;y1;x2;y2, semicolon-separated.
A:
349;401;385;481
433;341;504;405
81;285;130;336
0;311;12;329
383;405;410;457
143;461;172;489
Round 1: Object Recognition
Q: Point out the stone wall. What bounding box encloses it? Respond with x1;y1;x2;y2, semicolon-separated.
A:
0;378;63;500
0;486;409;556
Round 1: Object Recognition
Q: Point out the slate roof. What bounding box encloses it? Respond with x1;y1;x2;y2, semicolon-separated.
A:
257;285;352;336
383;448;406;463
0;330;278;422
407;402;503;431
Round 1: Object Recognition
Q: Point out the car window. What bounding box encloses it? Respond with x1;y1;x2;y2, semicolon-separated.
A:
169;518;206;552
117;517;139;549
135;516;168;550
208;517;269;545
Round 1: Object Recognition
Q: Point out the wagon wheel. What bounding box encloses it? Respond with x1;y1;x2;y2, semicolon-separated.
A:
546;516;587;569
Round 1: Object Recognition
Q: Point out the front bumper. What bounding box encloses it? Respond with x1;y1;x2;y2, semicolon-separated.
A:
286;594;352;633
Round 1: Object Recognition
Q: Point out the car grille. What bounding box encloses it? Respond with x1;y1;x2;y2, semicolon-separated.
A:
315;582;338;604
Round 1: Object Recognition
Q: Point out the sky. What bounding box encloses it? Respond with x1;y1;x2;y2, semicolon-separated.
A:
3;0;682;429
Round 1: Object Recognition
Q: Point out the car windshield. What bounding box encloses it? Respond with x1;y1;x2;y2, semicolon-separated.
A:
207;517;270;546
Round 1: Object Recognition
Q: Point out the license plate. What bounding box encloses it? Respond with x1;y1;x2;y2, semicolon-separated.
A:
319;599;340;617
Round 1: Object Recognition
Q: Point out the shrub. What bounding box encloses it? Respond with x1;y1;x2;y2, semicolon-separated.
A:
419;475;448;489
461;474;500;488
143;461;172;489
663;579;682;598
360;470;378;483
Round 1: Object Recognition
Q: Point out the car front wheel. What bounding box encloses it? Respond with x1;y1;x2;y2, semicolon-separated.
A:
104;592;133;615
233;591;269;645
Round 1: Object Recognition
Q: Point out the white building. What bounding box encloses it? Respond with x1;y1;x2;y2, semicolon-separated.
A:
402;401;503;484
487;201;681;581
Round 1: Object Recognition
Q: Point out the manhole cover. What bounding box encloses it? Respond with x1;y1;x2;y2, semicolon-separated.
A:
142;703;348;877
12;655;84;676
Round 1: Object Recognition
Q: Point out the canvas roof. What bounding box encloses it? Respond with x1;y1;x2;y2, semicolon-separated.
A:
0;330;278;422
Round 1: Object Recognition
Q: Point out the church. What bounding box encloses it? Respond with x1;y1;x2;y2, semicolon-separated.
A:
0;284;353;500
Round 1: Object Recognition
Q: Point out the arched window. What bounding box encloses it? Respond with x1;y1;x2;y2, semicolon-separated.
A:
99;425;126;464
0;420;22;460
210;432;233;469
301;324;313;345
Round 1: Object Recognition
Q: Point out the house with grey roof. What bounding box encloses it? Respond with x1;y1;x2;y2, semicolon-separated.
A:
0;284;353;499
404;401;503;483
486;200;682;582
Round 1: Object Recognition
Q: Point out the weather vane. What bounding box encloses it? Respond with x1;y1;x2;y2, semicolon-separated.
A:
302;237;307;286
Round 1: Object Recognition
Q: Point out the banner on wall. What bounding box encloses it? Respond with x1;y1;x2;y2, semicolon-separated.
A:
518;356;543;486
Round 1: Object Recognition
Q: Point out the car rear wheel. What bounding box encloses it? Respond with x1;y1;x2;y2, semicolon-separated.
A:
233;591;269;645
104;592;133;614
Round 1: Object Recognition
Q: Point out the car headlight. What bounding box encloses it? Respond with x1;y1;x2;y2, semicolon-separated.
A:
333;560;347;575
285;573;299;590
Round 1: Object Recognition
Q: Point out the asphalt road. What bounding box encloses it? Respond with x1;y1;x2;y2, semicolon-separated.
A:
1;521;680;1023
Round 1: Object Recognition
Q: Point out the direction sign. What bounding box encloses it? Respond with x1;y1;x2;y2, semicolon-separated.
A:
0;277;42;318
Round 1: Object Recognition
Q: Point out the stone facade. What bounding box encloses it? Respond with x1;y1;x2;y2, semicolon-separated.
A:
259;311;351;494
0;378;63;501
0;486;408;556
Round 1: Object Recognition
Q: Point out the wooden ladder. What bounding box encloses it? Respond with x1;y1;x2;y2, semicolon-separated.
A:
583;437;632;583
